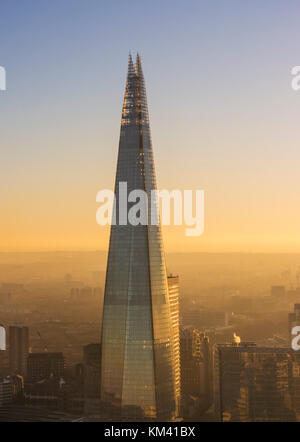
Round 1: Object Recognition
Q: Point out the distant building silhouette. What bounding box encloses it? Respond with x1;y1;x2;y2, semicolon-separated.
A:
9;325;29;378
271;285;285;299
83;343;101;416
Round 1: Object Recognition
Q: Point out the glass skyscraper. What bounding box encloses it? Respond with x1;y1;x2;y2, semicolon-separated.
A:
100;54;177;421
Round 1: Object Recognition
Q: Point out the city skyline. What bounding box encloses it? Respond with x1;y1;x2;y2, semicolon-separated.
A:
2;0;300;426
1;1;300;253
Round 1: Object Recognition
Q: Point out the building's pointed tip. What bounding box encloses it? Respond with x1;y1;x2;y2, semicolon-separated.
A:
135;52;143;77
136;52;142;66
127;52;134;75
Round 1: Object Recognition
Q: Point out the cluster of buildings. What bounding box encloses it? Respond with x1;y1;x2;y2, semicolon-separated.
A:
70;287;102;301
0;325;81;413
0;285;214;421
214;342;300;422
2;306;300;422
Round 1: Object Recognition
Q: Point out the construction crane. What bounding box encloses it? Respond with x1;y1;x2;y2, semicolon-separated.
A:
36;330;48;352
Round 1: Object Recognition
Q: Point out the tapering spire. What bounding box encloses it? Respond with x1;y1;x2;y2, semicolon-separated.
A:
127;52;134;77
121;53;138;127
101;55;177;421
134;52;149;127
135;52;143;76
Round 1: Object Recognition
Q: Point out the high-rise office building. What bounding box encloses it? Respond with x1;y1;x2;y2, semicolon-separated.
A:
167;275;181;414
27;353;64;381
214;343;300;422
271;285;285;299
180;327;212;417
100;55;176;421
0;377;13;407
9;325;29;378
83;343;101;415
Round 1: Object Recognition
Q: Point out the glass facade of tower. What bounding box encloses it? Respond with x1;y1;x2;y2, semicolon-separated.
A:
100;55;176;421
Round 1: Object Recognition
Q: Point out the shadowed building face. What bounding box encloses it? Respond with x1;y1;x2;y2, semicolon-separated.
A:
100;54;177;421
9;325;29;378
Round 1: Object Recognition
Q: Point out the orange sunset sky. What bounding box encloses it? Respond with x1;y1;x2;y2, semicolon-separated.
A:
1;1;300;254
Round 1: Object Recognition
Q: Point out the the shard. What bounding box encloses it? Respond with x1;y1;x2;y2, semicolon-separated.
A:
100;54;177;421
